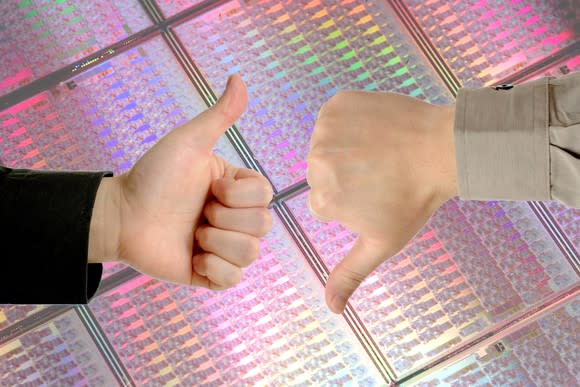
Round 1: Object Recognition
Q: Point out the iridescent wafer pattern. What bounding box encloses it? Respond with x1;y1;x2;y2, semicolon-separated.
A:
156;0;207;17
0;36;208;174
414;295;580;386
0;0;578;385
89;215;383;386
532;54;580;78
175;0;453;190
0;310;118;386
544;201;580;257
0;0;151;97
403;0;579;86
285;191;577;376
0;305;46;332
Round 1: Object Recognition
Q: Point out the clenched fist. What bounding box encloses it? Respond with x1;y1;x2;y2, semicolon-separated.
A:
307;91;457;313
89;75;273;290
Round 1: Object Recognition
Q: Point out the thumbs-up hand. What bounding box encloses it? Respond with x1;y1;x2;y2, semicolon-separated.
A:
307;91;457;313
89;75;273;290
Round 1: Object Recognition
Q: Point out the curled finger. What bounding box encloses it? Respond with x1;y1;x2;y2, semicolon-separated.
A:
192;253;243;289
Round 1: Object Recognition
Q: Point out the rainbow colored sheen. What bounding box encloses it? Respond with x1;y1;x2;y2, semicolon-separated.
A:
89;215;384;385
175;0;453;190
0;36;208;174
285;191;578;376
156;0;207;17
404;0;578;86
0;0;151;97
0;310;118;386
0;1;578;386
0;305;46;332
410;296;580;386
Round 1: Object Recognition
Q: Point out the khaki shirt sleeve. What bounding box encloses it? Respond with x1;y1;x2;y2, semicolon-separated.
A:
454;72;580;208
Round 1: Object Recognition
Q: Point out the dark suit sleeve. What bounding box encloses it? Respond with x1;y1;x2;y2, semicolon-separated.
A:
0;165;112;304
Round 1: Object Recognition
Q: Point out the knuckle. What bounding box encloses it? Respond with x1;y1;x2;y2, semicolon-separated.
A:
306;165;314;186
316;93;347;123
311;118;334;152
312;112;330;136
315;91;353;134
341;266;367;285
204;201;221;224
195;225;210;241
240;237;261;266
221;189;235;205
209;282;227;291
306;153;326;186
328;90;350;107
317;101;330;121
224;269;242;287
212;104;235;127
214;180;234;204
309;190;331;217
307;151;322;165
192;255;207;275
261;181;274;204
257;210;273;236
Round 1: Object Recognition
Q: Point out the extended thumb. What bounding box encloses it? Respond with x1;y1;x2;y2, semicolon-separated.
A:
180;74;248;149
325;237;393;314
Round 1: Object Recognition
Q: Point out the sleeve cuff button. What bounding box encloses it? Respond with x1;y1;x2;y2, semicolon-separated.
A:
493;83;514;90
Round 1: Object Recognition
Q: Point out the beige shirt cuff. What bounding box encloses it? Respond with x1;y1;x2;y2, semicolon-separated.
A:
454;72;580;208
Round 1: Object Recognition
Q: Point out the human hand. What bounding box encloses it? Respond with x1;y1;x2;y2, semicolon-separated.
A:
307;91;457;313
89;75;273;290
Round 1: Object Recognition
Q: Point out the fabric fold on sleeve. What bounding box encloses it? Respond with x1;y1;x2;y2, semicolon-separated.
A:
549;73;580;208
454;77;551;201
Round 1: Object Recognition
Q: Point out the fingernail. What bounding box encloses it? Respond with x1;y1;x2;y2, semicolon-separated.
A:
218;76;232;101
217;75;236;112
330;295;346;314
225;74;233;90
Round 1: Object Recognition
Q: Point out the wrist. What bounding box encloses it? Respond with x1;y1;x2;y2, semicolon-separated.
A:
436;103;458;201
88;176;122;263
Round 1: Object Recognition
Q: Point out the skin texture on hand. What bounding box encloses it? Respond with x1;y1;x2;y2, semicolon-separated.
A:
307;90;457;314
88;75;273;291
